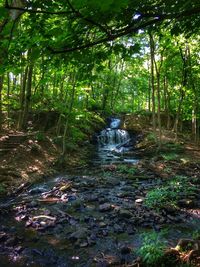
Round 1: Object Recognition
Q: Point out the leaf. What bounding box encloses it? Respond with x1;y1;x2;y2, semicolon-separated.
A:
0;7;8;17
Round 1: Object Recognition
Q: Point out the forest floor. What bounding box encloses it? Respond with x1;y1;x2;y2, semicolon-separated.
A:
0;130;91;196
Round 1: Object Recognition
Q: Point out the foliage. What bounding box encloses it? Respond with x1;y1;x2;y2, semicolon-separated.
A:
35;132;46;142
145;176;196;210
117;164;137;175
137;231;167;266
146;133;157;143
161;152;178;161
0;0;200;148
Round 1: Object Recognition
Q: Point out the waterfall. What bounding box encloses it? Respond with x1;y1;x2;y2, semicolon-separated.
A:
98;129;130;150
92;117;138;165
97;118;130;153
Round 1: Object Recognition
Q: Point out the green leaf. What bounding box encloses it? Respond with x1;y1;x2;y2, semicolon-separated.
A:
0;7;8;17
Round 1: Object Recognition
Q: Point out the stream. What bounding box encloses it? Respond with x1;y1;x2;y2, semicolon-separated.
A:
0;118;200;266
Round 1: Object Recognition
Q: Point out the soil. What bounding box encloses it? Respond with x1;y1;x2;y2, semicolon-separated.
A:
0;130;90;196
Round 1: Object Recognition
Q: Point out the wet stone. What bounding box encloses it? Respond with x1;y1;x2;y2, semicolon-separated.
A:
0;232;7;242
95;254;121;267
69;227;89;241
99;222;107;228
120;245;132;254
26;200;38;208
99;203;113;212
126;225;135;235
135;198;143;204
85;195;98;202
4;237;18;246
118;209;133;219
118;192;135;198
113;224;124;233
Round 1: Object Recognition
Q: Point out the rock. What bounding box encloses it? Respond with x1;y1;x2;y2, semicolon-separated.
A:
95;254;120;266
99;222;107;227
118;209;133;218
113;224;124;233
118;192;135;198
27;200;38;208
135;198;143;204
79;241;88;247
85;195;98;202
164;205;178;214
178;199;196;208
167;215;181;222
5;236;18;246
69;228;89;241
0;232;7;242
127;225;135;234
15;246;24;253
70;200;82;209
102;164;117;172
120;245;132;254
99;203;113;212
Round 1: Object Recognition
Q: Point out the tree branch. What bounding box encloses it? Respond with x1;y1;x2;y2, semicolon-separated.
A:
66;0;110;36
49;17;161;53
5;5;73;15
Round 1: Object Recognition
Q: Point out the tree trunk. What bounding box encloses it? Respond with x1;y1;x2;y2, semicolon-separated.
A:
0;75;4;131
149;33;157;136
173;46;188;140
18;66;28;129
62;72;77;155
7;72;11;127
21;62;34;130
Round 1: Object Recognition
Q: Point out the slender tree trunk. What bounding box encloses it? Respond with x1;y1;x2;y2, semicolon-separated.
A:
62;72;77;155
149;33;157;136
163;76;171;129
7;72;11;127
22;64;33;129
0;75;4;131
173;46;188;140
18;66;28;129
156;72;162;144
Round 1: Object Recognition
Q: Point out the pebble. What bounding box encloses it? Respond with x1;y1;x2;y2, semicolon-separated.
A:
135;198;143;204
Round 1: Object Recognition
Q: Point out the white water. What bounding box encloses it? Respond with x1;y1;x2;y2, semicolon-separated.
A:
95;118;138;164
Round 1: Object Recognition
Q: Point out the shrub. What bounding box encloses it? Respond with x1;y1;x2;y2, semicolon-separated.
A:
145;176;196;211
137;231;167;266
117;164;137;175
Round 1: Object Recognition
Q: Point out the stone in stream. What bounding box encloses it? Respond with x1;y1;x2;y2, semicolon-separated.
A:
99;203;113;212
120;245;132;254
85;194;99;202
94;254;120;266
113;223;124;233
178;199;197;208
69;227;89;241
4;236;18;246
135;198;143;204
118;192;135;198
26;200;38;208
118;209;133;219
0;232;7;242
99;222;107;228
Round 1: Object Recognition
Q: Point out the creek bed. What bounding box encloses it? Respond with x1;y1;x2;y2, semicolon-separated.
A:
0;166;200;266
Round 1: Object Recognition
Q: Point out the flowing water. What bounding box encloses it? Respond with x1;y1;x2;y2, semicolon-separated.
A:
93;118;138;165
0;118;200;266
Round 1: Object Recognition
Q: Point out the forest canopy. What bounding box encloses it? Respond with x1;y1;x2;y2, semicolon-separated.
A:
0;0;200;147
